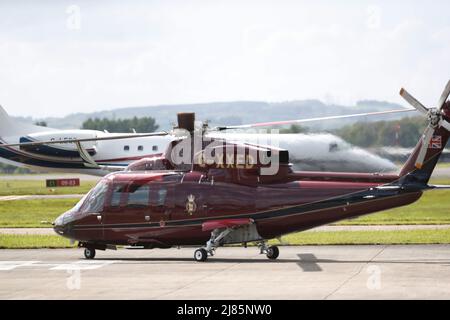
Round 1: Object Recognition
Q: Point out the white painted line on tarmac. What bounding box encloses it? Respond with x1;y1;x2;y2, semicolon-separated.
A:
0;261;40;271
50;261;116;270
0;260;116;271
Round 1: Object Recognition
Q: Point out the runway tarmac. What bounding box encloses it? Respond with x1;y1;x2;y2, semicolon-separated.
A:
1;245;450;299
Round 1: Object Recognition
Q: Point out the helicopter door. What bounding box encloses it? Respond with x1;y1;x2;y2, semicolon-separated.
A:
149;182;174;226
102;182;151;242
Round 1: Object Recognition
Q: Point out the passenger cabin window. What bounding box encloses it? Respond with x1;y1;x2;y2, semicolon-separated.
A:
124;145;130;151
149;187;167;206
138;145;144;151
329;142;338;153
126;184;150;208
152;145;158;151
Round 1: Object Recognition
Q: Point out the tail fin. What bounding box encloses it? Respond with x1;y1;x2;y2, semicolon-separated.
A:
399;116;450;185
397;81;450;187
0;105;50;137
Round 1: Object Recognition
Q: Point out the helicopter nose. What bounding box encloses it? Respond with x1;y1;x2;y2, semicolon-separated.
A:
53;212;67;235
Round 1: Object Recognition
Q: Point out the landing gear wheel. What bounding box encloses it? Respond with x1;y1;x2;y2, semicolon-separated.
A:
266;246;279;260
84;248;96;259
194;248;208;262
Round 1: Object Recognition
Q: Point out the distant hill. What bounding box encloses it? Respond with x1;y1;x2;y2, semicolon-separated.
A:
14;100;417;131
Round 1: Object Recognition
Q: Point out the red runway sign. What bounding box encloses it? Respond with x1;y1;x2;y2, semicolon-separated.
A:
46;178;80;188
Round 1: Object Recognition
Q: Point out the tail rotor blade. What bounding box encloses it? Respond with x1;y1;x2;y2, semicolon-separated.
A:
400;88;429;114
415;126;435;169
437;80;450;111
439;119;450;131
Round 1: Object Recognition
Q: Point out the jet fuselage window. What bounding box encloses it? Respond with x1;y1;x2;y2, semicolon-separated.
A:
329;143;339;152
138;146;144;151
152;145;158;151
124;145;130;151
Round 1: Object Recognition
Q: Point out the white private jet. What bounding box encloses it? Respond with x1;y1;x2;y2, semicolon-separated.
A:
0;106;408;175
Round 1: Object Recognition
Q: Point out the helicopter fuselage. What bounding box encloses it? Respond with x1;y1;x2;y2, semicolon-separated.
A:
53;168;420;248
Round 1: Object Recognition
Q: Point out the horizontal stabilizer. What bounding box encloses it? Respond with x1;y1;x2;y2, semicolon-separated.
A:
427;185;450;190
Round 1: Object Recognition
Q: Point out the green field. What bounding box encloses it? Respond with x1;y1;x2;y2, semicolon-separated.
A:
0;235;76;249
0;179;96;196
276;229;450;245
1;229;450;249
0;199;79;227
338;189;450;225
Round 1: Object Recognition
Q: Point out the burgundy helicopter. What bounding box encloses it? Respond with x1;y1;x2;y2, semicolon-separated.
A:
6;82;450;262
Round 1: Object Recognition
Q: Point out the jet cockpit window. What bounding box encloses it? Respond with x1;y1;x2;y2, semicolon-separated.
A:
81;181;109;214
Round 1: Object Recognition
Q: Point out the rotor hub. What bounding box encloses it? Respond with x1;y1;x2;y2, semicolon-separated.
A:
428;108;441;127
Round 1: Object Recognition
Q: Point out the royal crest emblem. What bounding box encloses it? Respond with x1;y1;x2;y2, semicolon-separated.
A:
185;194;197;215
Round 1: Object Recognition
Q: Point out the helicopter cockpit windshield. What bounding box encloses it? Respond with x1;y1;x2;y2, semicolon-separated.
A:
75;180;109;214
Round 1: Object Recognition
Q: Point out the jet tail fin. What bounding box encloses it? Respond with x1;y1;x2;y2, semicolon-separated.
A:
0;105;52;137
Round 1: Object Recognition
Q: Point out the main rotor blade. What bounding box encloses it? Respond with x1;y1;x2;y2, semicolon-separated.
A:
415;125;435;169
215;108;416;131
437;80;450;111
0;131;169;148
399;88;429;114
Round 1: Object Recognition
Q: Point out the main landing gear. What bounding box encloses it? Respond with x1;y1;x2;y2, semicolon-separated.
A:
194;248;208;262
193;228;280;262
84;247;96;259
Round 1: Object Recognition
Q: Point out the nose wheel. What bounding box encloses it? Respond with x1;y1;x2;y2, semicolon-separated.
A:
84;248;96;259
258;242;279;260
266;246;279;260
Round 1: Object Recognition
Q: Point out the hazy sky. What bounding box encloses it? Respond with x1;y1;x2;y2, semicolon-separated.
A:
1;0;450;117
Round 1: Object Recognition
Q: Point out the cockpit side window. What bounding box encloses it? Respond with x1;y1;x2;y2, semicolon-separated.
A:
110;184;126;208
126;184;150;208
81;181;109;214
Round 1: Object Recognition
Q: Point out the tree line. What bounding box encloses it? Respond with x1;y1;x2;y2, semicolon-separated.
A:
82;116;159;133
278;117;427;148
335;117;427;148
